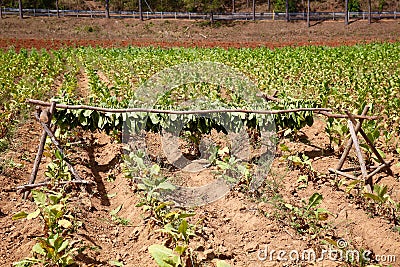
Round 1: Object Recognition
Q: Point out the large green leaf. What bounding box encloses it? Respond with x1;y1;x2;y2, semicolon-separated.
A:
148;244;181;267
307;193;323;210
58;219;72;229
32;190;47;205
26;209;40;220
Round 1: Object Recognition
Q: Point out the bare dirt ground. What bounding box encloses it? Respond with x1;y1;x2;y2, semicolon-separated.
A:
1;17;400;267
0;16;400;49
1;114;400;266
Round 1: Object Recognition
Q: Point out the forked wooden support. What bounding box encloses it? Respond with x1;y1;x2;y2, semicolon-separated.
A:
347;119;372;192
346;111;393;176
329;106;393;193
22;100;91;197
24;101;57;199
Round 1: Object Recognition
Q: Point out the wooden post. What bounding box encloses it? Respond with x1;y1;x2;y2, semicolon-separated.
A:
56;0;59;18
252;0;255;21
24;101;57;199
232;0;235;13
18;0;23;19
307;0;310;27
344;0;349;25
286;0;289;21
105;0;110;18
368;0;371;23
139;0;143;21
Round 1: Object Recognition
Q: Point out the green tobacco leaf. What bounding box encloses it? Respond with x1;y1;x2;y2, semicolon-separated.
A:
49;204;64;214
26;209;40;220
363;193;381;203
346;180;362;193
148;244;181;267
109;260;124;266
110;204;123;216
150;164;161;175
32;243;46;256
322;238;338;247
307;193;323;210
32;190;47;205
54;149;63;160
178;219;188;236
64;255;75;265
284;203;294;210
48;192;63;204
58;219;72;229
216;260;232;267
177;212;195;219
13;258;38;266
157;182;175;191
83;109;93;117
57;240;69;253
174;245;187;255
12;211;28;220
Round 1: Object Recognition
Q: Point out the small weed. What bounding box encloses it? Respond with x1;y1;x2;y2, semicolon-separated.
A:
346;182;400;225
110;204;131;226
287;153;317;180
265;192;331;240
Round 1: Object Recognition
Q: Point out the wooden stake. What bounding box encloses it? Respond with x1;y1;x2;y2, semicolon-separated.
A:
34;113;83;181
336;106;370;170
347;119;372;192
348;120;368;178
329;168;358;180
365;164;387;180
345;110;392;175
341;165;380;172
15;180;93;192
24;101;57;199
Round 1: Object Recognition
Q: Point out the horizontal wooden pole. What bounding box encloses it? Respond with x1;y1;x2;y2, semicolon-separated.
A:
27;99;379;120
9;180;94;192
329;168;358;180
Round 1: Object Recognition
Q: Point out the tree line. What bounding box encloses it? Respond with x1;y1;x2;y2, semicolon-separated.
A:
2;0;396;12
0;0;397;26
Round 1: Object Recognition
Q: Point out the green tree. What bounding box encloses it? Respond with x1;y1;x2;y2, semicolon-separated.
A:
274;0;297;12
348;0;360;11
183;0;224;22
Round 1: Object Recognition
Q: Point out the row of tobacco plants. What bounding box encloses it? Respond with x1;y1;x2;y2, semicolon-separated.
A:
1;43;400;151
1;42;399;265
